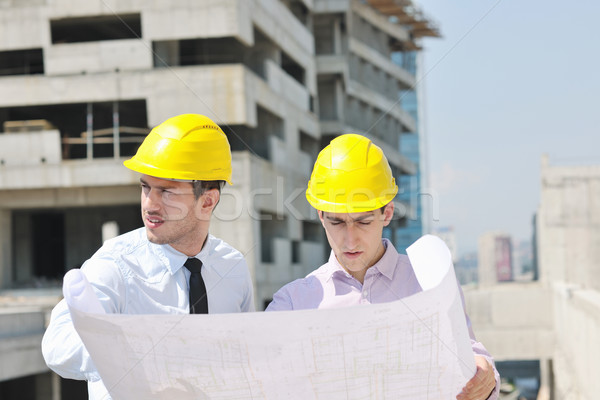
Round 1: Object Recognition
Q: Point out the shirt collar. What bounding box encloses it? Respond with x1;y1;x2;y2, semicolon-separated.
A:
372;238;399;280
150;234;215;275
324;238;399;282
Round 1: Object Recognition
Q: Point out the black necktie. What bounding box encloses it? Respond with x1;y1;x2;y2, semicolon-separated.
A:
184;258;208;314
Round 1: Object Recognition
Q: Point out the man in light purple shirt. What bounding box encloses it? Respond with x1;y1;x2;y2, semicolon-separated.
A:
266;133;499;400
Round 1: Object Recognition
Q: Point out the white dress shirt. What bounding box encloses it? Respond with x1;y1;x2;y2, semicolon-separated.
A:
42;227;254;399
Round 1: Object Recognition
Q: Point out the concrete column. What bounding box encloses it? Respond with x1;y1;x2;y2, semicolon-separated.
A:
537;358;553;400
153;40;180;67
112;101;119;159
86;103;93;160
0;209;12;288
335;78;345;123
333;18;342;54
35;372;55;400
52;372;61;400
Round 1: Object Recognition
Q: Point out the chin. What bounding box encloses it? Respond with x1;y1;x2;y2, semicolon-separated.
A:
146;230;168;245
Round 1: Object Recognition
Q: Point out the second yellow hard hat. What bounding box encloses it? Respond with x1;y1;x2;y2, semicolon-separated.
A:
306;134;398;213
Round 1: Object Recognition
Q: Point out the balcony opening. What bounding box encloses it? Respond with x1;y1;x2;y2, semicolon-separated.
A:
281;0;310;27
223;106;284;161
0;99;148;160
302;221;322;242
50;13;141;43
317;78;338;120
11;205;141;288
0;48;44;76
291;240;300;263
281;51;305;85
153;37;247;68
299;130;319;159
260;212;287;263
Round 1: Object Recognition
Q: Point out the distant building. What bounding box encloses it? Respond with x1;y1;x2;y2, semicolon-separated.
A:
537;154;600;398
512;239;534;281
455;252;478;285
393;50;428;252
478;232;513;285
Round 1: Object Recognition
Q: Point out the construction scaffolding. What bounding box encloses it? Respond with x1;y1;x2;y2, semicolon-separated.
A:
367;0;440;49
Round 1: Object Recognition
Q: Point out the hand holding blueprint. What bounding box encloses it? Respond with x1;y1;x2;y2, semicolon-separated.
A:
67;235;476;399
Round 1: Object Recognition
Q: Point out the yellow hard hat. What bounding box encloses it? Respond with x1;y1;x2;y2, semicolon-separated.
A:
306;134;398;213
124;114;232;184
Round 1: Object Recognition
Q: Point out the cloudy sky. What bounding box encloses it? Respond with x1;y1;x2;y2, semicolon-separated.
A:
417;0;600;255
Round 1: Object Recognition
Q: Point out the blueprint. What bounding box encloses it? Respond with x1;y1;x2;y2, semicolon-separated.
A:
68;235;476;399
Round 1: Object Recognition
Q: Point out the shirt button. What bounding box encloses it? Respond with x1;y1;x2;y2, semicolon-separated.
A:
362;290;368;298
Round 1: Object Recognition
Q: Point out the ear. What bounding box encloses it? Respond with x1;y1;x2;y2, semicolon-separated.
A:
382;202;394;227
199;189;220;216
318;210;326;228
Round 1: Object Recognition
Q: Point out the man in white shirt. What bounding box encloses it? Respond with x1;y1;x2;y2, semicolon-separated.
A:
42;114;255;399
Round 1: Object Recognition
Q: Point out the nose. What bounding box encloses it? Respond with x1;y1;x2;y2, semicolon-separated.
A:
142;188;162;213
345;223;359;250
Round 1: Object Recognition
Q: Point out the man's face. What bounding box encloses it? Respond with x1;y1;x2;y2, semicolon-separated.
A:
140;175;205;253
319;204;394;279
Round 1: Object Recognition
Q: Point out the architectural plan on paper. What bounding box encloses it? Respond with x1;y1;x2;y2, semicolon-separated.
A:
68;235;476;399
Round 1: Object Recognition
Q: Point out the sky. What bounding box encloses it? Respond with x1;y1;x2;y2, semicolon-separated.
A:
416;0;600;255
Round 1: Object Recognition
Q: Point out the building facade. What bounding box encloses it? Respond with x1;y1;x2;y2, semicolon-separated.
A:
478;231;514;286
313;0;439;251
462;155;600;399
393;50;428;252
536;154;600;399
0;0;437;398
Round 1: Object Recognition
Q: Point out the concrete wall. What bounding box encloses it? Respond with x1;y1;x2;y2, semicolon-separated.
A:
0;131;61;166
0;211;11;288
463;283;554;362
552;283;600;400
45;40;152;75
0;309;48;381
538;155;600;290
537;155;600;399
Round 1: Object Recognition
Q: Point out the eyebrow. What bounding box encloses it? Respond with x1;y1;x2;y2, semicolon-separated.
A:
139;178;176;191
325;213;375;223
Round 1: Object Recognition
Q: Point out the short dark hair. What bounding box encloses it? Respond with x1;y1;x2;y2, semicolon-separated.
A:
192;180;226;199
377;202;393;214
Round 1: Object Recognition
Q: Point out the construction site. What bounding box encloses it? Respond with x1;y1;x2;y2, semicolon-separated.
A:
1;1;598;399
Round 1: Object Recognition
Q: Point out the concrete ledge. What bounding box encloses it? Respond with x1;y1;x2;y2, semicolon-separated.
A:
552;283;600;399
0;334;48;381
45;39;152;75
474;328;554;361
0;309;48;381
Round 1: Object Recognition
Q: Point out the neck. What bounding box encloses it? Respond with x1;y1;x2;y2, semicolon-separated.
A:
172;231;209;257
350;268;368;285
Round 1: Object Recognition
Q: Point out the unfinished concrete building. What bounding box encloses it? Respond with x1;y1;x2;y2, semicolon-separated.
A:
462;155;600;399
535;155;600;399
0;0;437;398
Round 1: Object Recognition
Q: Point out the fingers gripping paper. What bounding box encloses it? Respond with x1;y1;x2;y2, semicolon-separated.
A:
67;235;476;399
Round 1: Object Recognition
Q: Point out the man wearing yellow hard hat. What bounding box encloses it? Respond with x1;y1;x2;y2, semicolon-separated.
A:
42;114;255;399
267;134;499;400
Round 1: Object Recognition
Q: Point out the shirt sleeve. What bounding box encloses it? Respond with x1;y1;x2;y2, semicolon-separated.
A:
41;257;124;382
241;266;256;312
41;298;102;382
265;285;294;311
458;283;500;400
